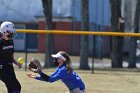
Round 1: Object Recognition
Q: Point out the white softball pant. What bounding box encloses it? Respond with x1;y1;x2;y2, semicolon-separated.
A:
66;88;86;93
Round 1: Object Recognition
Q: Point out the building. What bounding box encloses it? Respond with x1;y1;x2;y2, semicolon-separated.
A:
0;0;112;56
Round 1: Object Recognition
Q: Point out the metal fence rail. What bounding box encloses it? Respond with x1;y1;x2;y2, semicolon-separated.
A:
17;30;140;37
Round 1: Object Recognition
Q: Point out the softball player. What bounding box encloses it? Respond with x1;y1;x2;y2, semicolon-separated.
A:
28;51;86;93
0;21;21;93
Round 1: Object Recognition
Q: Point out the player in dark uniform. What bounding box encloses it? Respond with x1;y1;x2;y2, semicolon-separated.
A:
0;21;22;93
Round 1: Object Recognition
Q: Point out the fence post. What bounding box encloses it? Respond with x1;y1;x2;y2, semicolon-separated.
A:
25;33;28;71
92;36;95;74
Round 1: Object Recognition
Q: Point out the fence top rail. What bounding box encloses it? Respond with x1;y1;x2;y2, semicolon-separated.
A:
17;29;140;37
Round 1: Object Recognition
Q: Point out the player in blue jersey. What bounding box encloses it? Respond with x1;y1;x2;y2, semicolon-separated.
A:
27;51;86;93
0;21;22;93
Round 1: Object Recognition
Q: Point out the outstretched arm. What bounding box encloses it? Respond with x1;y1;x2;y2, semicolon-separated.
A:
27;71;50;81
37;71;50;81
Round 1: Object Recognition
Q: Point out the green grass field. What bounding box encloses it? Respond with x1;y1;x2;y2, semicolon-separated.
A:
0;52;140;93
0;68;140;93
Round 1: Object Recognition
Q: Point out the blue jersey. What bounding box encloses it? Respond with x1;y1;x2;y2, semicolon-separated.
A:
36;64;85;90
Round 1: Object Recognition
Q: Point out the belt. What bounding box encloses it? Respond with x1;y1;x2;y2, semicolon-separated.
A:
80;88;85;91
0;63;12;65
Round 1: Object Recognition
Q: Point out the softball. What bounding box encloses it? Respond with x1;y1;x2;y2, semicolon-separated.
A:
18;57;24;64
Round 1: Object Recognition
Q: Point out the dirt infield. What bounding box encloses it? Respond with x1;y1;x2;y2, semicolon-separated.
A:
14;52;140;69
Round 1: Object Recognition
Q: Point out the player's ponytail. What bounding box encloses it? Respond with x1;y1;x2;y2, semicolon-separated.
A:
59;51;73;73
66;58;73;73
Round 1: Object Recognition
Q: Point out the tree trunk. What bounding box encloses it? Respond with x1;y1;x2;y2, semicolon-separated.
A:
110;0;124;68
42;0;55;68
129;0;140;68
80;0;90;70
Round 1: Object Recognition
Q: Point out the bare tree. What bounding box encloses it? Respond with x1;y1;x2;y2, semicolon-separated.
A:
129;0;140;68
110;0;124;68
42;0;55;68
80;0;90;70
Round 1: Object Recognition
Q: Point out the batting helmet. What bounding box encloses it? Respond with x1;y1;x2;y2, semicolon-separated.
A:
0;21;16;40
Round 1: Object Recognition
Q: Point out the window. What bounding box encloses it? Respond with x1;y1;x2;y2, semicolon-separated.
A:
15;24;25;39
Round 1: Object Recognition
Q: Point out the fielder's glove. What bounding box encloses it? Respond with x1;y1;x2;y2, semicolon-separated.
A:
28;58;42;73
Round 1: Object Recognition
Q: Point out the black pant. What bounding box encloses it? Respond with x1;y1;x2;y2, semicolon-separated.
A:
0;64;21;93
